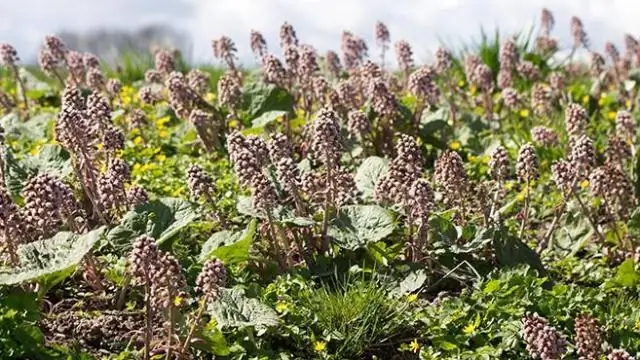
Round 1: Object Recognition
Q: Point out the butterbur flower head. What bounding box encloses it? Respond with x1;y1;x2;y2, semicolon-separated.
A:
144;69;163;84
128;109;146;128
297;44;320;79
532;126;559;147
499;40;518;70
605;42;621;63
187;164;214;200
531;83;553;116
324;50;342;78
44;35;67;61
489;146;510;181
98;159;130;212
212;36;238;63
565;103;588;137
65;51;85;83
250;30;268;59
150;252;186;309
522;312;567;360
38;49;58;75
252;173;277;211
375;21;390;48
571;16;589;48
574;314;604;359
154;49;175;75
516;143;539;182
607;349;635;360
127;186;149;208
434;150;470;204
407;66;440;106
548;72;565;94
310;107;343;166
615;110;635;139
589;164;636;220
196;258;227;299
280;22;299;48
394;40;414;72
187;69;210;95
501;87;520;109
472;64;494;92
268;133;293;161
0;43;18;66
409;178;435;224
85;68;105;90
368;78;397;117
606;135;632;165
551;160;577;195
106;78;122;96
263;54;288;87
83;53;100;69
217;72;242;110
516;61;540;81
434;47;452;74
341;31;368;69
570;135;595;175
103;126;125;153
497;69;513;89
590;52;605;76
347;110;370;138
541;8;555;34
128;235;159;281
0;91;15;112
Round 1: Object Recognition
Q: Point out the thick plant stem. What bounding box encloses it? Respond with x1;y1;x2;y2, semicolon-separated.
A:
266;210;286;269
321;159;334;253
519;180;531;239
166;294;174;360
178;296;209;359
574;193;606;243
11;64;29;115
544;202;565;251
144;278;152;360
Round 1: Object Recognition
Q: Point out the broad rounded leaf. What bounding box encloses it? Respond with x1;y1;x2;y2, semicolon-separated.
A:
207;287;279;330
236;196;314;226
107;197;199;253
0;226;106;286
328;205;396;250
251;110;288;128
199;219;257;264
354;156;389;200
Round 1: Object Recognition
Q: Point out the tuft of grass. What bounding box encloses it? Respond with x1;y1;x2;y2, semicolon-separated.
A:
301;272;412;359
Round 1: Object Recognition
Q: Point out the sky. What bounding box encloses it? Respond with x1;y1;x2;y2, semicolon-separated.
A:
1;0;640;65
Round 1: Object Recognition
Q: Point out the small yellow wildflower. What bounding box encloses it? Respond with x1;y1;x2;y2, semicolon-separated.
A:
133;136;143;145
206;92;216;102
155;154;167;162
519;109;530;118
313;341;327;353
469;84;477;95
174;296;184;306
582;95;589;104
409;339;421;353
635;319;640;330
607;111;616;120
626;100;632;108
580;179;589;189
159;129;169;138
406;294;418;303
30;147;40;156
449;140;461;151
598;98;605;107
468;155;477;163
480;155;490;164
516;192;525;202
228;118;239;129
458;80;465;87
275;302;289;313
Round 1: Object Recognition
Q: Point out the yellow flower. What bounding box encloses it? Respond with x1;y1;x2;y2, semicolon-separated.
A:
449;140;461;151
458;80;465;87
155;154;167;162
519;109;530;118
598;98;606;107
580;179;589;189
409;339;421;353
626;100;632;108
582;95;589;104
480;155;490;164
159;130;169;138
275;302;289;313
516;192;525;202
133;136;143;145
468;155;477;163
174;296;184;306
607;111;616;120
406;294;418;303
206;92;216;102
469;84;477;95
30;147;40;156
313;341;327;353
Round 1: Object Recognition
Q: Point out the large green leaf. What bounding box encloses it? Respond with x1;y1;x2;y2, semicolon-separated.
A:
605;259;640;289
328;205;396;250
0;112;54;142
354;156;389;200
251;110;288;128
1;144;72;197
207;287;279;331
0;226;106;286
491;226;545;274
242;82;294;119
199;219;257;264
106;197;199;252
236;196;314;226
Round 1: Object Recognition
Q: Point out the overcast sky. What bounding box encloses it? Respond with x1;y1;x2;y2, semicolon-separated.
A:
1;0;639;65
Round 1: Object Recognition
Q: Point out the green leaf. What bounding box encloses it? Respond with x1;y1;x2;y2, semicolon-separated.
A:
0;112;54;142
1;145;30;197
236;196;314;226
207;287;279;330
106;198;199;253
328;205;396;250
0;226;106;286
242;82;294;119
483;279;501;294
491;227;546;274
199;219;257;264
251;110;288;128
193;320;231;355
1;144;72;197
605;259;640;289
394;269;427;295
354;156;389;200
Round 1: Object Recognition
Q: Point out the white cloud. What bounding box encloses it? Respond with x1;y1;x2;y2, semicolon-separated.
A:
2;0;640;65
